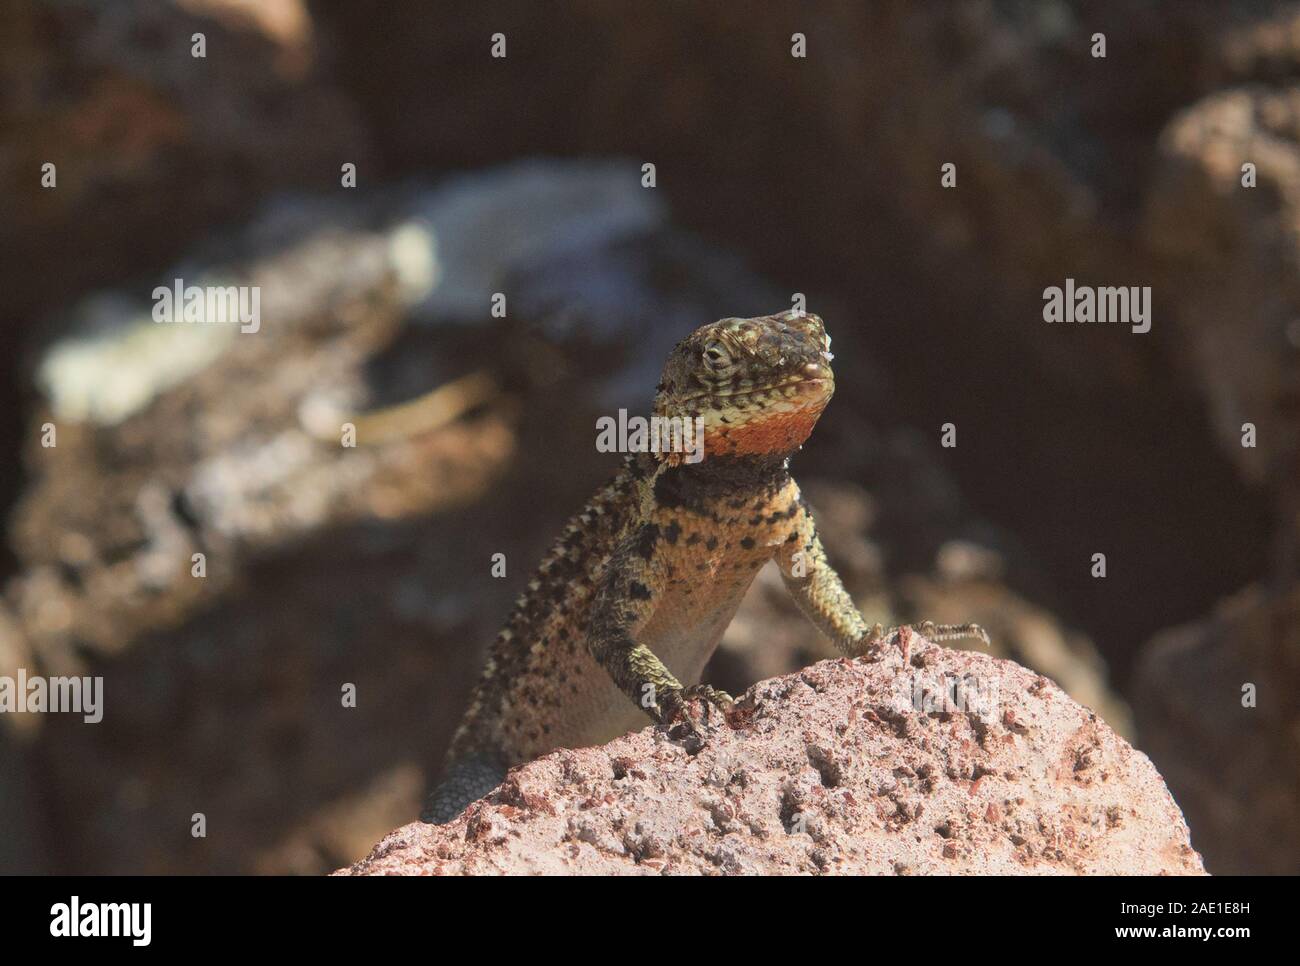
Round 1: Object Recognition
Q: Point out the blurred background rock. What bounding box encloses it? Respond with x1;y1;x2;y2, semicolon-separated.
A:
0;0;1293;874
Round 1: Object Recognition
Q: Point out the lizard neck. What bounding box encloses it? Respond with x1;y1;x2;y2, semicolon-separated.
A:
651;454;792;514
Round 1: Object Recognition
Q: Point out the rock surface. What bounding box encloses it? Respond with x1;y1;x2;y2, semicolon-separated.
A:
339;644;1203;876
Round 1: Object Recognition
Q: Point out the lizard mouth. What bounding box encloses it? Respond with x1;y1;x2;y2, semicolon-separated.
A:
680;371;833;404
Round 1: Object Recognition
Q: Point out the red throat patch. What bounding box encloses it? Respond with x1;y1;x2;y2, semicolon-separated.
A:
704;403;827;458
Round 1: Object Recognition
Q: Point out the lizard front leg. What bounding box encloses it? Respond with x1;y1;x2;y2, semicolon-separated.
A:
587;522;732;726
776;499;988;658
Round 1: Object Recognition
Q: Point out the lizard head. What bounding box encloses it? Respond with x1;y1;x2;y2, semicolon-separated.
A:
653;311;835;463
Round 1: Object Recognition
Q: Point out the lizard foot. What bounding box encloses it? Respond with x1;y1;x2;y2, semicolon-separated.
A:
861;621;990;663
659;684;734;750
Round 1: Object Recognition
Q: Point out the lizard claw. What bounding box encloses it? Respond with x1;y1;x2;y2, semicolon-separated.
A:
659;684;734;745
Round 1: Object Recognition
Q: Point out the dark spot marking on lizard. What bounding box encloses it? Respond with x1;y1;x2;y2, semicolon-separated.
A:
624;454;650;480
705;536;719;550
685;532;701;546
786;531;799;542
628;581;651;601
663;521;681;545
740;537;756;550
635;524;660;560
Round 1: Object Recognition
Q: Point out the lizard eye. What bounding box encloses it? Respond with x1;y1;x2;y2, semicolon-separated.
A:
703;341;731;370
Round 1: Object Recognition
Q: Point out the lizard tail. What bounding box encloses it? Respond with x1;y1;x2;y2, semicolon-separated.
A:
420;754;508;824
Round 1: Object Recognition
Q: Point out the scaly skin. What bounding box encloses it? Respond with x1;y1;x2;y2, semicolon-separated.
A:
423;311;987;822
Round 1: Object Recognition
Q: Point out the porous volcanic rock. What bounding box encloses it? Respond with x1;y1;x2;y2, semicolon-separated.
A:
339;643;1204;875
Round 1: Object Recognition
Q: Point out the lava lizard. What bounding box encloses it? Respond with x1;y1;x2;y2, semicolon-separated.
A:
423;311;987;822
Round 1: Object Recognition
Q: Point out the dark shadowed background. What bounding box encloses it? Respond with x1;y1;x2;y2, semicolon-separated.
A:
0;0;1295;874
